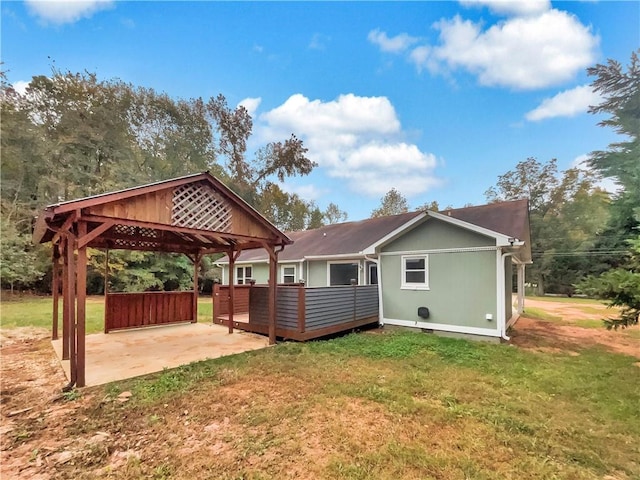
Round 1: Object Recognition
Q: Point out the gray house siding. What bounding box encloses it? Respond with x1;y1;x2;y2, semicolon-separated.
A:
386;217;494;251
380;218;499;333
307;260;327;287
381;250;497;330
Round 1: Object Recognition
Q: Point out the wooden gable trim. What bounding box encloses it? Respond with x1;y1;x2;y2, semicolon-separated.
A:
46;173;208;214
37;172;292;247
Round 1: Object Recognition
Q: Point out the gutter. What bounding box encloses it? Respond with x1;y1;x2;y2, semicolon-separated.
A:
499;250;515;341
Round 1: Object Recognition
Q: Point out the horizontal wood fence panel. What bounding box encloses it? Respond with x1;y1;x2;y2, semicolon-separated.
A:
213;285;251;316
218;284;379;340
106;291;194;332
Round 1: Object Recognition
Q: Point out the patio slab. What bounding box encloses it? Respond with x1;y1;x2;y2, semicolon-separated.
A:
51;323;269;387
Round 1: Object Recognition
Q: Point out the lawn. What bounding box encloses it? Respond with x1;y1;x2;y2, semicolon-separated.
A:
2;296;639;479
0;295;214;333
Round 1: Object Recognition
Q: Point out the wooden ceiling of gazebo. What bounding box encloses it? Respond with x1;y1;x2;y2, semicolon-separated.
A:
33;172;290;389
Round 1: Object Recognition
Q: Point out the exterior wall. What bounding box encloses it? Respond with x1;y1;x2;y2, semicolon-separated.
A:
307;260;327;287
380;218;499;334
505;258;513;321
306;259;364;287
387;217;493;251
219;263;269;285
381;250;497;330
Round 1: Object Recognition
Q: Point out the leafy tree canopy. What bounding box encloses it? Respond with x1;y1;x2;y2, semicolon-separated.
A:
371;188;409;218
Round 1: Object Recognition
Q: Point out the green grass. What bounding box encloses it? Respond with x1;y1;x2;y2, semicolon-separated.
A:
574;319;607;329
65;329;640;480
0;295;214;334
522;306;563;322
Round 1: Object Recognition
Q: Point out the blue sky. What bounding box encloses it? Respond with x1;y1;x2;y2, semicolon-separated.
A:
2;1;639;220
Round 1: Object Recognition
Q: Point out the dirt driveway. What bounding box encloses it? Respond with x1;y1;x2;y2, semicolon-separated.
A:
510;298;639;359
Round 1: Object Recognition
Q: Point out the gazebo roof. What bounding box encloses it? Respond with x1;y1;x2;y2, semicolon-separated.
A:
33;172;292;254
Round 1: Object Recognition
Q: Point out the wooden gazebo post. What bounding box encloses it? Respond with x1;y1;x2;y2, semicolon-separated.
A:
76;220;88;387
228;250;234;333
51;245;61;340
61;236;70;361
266;245;280;345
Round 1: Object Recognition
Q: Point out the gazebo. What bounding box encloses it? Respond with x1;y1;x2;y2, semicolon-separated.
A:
33;172;291;388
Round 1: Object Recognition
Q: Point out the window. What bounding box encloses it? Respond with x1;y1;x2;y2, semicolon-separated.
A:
281;265;296;283
236;265;252;285
329;262;359;286
401;255;429;289
368;263;378;285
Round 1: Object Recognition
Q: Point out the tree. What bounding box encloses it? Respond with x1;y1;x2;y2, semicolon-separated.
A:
323;202;348;224
575;50;640;328
307;207;325;229
486;158;610;295
1;68;318;292
371;188;409;217
586;50;640;269
577;236;640;329
0;217;45;293
415;200;441;212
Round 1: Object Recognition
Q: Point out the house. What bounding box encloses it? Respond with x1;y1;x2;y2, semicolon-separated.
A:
216;199;531;341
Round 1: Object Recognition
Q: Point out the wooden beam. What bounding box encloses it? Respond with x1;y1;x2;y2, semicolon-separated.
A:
76;221;87;388
61;237;70;360
192;251;202;323
51;211;77;246
228;250;235;334
81;213;278;244
77;219;116;249
52;246;60;340
104;249;109;334
65;232;77;387
267;245;279;345
297;286;306;334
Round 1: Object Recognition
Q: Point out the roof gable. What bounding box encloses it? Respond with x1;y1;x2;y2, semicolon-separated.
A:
34;172;291;253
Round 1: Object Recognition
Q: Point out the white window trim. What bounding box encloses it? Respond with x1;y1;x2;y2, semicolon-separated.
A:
368;262;378;285
280;264;297;283
401;255;429;290
326;260;361;286
236;265;253;285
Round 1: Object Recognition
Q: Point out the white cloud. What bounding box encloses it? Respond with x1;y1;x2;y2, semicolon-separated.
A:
279;182;326;201
366;5;599;90
238;97;262;118
526;84;601;121
12;81;29;95
257;94;441;197
309;33;330;51
367;29;418;53
25;0;114;25
411;9;598;90
460;0;551;16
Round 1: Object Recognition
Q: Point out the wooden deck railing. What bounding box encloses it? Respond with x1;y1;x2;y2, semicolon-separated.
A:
213;284;379;340
105;291;195;332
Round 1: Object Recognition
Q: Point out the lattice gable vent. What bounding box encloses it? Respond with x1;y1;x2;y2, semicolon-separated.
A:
171;183;232;232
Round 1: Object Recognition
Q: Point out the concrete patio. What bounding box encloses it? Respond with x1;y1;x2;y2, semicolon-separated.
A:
51;323;269;387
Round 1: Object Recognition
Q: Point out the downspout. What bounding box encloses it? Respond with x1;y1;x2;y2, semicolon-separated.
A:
499;251;514;341
364;255;383;326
